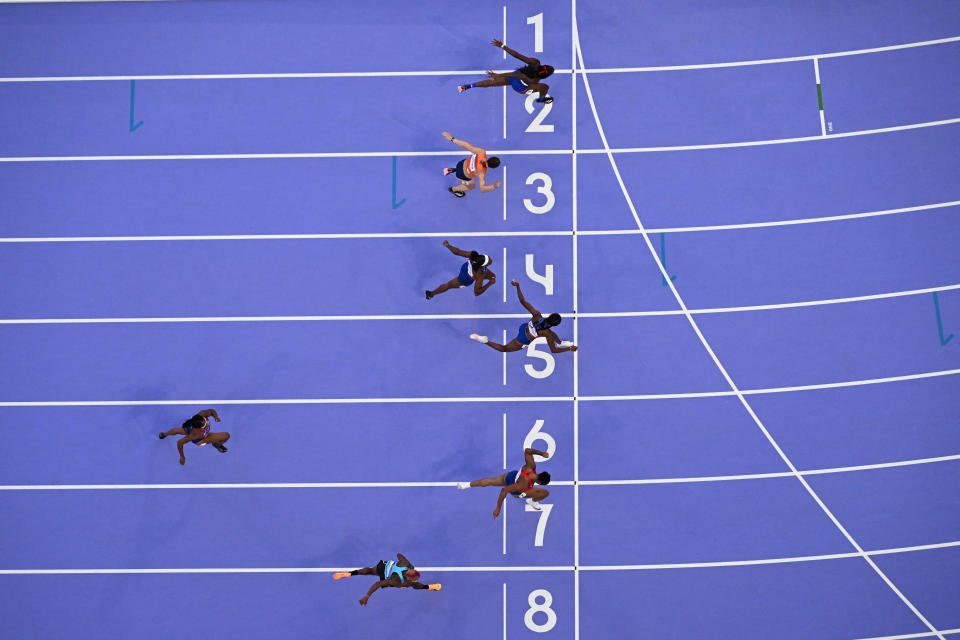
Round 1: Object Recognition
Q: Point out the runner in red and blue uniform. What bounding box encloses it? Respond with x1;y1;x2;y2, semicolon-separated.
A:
458;39;554;103
333;552;441;607
457;446;551;517
426;240;496;299
159;409;229;466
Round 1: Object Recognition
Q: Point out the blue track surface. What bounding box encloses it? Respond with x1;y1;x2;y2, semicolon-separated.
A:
1;1;959;639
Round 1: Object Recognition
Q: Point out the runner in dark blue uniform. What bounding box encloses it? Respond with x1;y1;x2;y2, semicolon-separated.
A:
333;552;441;606
426;240;496;299
470;281;577;354
458;39;554;103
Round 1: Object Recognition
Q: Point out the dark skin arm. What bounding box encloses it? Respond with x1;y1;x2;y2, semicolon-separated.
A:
442;240;471;258
473;269;496;296
196;409;220;422
396;553;414;569
492;38;538;66
358;578;396;606
524;447;549;468
176;435;195;466
511;280;540;317
541;329;577;353
441;131;482;155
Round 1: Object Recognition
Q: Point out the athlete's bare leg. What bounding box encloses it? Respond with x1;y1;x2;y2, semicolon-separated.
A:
525;83;549;99
428;277;465;298
524;487;549;501
451;180;476;194
469;473;509;487
468;77;509;89
483;337;524;353
159;427;185;439
206;432;230;445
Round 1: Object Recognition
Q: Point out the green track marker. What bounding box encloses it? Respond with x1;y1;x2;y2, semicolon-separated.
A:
817;84;823;111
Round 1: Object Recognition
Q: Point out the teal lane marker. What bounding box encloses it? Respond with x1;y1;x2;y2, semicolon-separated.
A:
659;233;677;286
391;156;406;209
129;80;143;132
933;292;954;346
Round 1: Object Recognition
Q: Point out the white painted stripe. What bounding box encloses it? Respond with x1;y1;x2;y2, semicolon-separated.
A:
582;454;960;485
578;36;960;73
814;58;827;136
814;57;822;84
1;118;957;165
4;541;958;574
0;68;574;82
855;630;960;640
0;36;955;81
1;367;958;407
576;22;945;638
3;283;959;325
3;199;954;244
593;117;960;154
502;583;507;640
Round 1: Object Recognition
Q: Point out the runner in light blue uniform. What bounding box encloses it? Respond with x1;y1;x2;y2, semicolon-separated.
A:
333;552;442;607
426;240;496;299
470;281;577;354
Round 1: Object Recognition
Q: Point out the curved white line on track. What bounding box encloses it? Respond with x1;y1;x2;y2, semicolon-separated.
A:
1;367;958;407
2;199;957;244
1;35;956;81
575;20;946;639
0;118;957;163
581;35;960;73
3;454;958;491
3;540;958;574
2;284;959;325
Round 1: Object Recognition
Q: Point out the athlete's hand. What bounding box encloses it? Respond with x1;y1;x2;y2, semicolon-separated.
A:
358;596;369;607
215;417;221;422
493;180;501;189
442;131;453;141
485;70;499;79
493;506;501;519
511;280;519;287
570;345;578;352
491;38;504;48
488;273;496;282
179;454;186;466
443;240;451;248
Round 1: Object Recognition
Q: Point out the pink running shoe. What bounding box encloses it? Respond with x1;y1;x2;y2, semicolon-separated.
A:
443;168;455;176
458;85;469;93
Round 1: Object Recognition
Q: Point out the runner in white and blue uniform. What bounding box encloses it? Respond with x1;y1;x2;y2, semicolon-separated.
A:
334;552;442;607
469;280;577;354
426;240;496;299
458;39;554;104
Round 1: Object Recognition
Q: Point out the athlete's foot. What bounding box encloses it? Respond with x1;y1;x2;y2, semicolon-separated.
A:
213;443;228;453
158;432;167;439
525;498;543;511
458;85;470;93
535;96;554;104
426;290;434;300
333;572;351;580
469;334;488;344
449;187;465;198
443;168;455;176
456;482;471;490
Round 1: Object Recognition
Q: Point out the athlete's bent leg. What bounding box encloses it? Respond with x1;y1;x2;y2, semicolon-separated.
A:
451;180;476;194
159;427;186;439
525;488;549;501
428;277;464;298
470;473;509;488
483;338;524;353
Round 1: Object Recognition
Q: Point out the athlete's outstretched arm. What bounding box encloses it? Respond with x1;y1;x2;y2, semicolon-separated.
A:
511;280;540;316
475;171;501;193
493;481;526;518
544;331;577;353
442;131;482;155
176;436;192;466
197;408;220;422
492;39;538;66
358;579;391;606
442;240;471;258
524;447;549;468
474;270;497;296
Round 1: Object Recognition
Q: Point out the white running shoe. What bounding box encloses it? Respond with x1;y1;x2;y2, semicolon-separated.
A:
456;482;471;490
469;333;489;343
525;498;542;511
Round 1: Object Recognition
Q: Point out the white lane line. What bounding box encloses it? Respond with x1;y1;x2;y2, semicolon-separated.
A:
4;541;958;574
1;117;957;164
582;454;960;485
578;36;960;73
502;583;507;640
5;456;957;491
575;22;946;639
502;247;508;302
502;329;507;386
2;35;956;82
502;165;507;220
4;283;959;325
3;198;956;244
590;117;960;153
1;367;958;407
0;68;575;82
855;630;960;640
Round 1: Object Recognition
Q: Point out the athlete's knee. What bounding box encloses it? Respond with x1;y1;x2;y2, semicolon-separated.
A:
220;432;231;442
